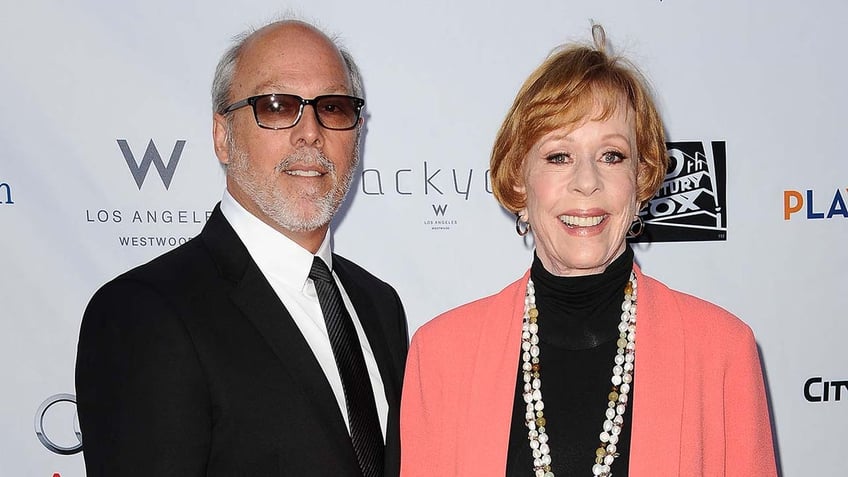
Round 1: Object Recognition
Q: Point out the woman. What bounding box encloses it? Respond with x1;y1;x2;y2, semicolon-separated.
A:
400;25;777;477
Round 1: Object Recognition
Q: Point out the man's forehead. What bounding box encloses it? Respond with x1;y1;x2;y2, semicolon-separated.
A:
232;30;351;96
247;80;352;96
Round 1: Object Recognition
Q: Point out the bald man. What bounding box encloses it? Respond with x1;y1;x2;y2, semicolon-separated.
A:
75;20;408;477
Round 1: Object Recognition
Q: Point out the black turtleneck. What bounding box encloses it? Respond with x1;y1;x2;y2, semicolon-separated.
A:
505;246;635;476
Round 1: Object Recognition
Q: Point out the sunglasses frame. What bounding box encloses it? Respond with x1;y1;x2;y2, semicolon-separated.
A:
222;93;365;131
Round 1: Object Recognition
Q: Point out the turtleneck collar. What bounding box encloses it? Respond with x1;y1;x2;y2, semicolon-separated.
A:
529;246;635;350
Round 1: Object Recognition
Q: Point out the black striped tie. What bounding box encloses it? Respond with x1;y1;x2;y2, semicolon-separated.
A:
309;257;384;477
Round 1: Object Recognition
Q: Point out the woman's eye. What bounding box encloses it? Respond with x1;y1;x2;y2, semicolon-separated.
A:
545;153;570;164
601;151;626;163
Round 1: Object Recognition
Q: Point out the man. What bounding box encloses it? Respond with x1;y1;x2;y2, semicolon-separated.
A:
75;19;408;477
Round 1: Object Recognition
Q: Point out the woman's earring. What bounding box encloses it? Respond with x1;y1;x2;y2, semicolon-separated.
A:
627;214;644;238
515;213;531;237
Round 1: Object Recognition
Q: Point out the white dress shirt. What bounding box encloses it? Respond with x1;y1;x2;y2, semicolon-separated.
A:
220;191;388;440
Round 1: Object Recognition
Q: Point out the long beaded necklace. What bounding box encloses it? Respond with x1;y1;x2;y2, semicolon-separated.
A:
520;271;637;477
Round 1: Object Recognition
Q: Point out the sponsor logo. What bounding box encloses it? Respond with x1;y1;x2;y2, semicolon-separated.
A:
804;376;848;402
82;139;211;248
0;180;13;204
632;141;727;243
783;187;848;220
118;139;186;190
359;161;491;231
35;394;82;455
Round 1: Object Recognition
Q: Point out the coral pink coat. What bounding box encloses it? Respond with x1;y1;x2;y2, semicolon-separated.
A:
400;266;777;476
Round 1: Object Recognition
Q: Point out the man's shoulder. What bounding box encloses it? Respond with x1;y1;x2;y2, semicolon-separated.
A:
95;236;216;302
332;253;391;289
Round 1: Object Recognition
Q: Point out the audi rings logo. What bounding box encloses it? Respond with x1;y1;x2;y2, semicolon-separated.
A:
35;393;82;455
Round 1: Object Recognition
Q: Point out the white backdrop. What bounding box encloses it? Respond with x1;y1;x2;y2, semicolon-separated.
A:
2;0;846;475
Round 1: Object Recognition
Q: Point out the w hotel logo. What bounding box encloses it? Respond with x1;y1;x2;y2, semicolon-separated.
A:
631;141;727;243
118;139;186;190
0;180;13;205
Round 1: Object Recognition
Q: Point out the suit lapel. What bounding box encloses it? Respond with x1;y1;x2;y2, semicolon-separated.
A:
333;260;401;408
200;205;356;461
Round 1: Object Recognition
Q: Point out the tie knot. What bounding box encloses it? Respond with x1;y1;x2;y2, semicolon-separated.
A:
309;256;333;283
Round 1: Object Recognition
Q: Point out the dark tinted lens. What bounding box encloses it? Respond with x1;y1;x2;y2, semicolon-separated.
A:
315;95;361;129
254;94;301;128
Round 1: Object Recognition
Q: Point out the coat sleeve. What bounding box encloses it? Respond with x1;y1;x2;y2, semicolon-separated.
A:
723;325;778;476
75;278;211;477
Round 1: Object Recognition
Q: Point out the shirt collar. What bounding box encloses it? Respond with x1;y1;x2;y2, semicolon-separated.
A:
220;189;333;291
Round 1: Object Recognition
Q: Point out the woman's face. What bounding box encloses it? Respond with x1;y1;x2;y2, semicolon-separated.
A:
517;105;639;276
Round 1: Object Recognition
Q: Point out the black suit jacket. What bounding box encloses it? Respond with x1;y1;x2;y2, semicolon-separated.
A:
75;205;409;477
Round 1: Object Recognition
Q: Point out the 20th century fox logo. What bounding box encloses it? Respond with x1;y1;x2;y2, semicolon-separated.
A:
631;141;727;243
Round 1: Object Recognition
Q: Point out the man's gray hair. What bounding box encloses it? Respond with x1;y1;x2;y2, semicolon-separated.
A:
211;20;365;114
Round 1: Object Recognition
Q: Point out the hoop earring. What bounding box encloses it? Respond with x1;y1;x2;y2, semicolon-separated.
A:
627;215;644;238
515;214;531;237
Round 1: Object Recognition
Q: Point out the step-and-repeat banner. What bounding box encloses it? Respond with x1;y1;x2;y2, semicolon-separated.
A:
2;0;845;475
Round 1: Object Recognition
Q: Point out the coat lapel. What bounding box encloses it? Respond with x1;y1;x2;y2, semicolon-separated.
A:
200;205;356;461
628;266;684;476
460;272;529;476
334;260;402;408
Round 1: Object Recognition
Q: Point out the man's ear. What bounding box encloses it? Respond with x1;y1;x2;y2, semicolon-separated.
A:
212;113;230;166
